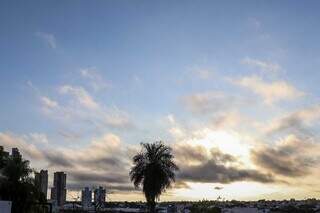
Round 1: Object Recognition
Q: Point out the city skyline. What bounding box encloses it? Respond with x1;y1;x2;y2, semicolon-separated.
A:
1;0;320;202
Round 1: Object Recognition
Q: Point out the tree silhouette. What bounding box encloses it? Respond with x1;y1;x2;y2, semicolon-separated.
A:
129;142;179;213
0;149;46;213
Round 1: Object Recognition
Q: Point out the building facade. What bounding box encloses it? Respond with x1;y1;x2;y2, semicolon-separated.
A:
0;146;9;157
51;172;67;206
35;170;48;199
94;186;106;206
11;148;21;159
81;187;92;209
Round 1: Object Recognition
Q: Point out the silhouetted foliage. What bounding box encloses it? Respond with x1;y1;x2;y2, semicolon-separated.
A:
129;142;179;213
0;149;46;213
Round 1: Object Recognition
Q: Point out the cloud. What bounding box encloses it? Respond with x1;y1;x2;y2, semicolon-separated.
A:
41;96;58;109
232;75;304;104
41;134;134;186
174;144;275;184
25;133;49;144
69;170;129;185
44;151;74;168
1;132;135;190
0;132;44;160
166;114;187;140
182;91;240;115
262;105;320;138
35;32;57;49
59;85;99;110
179;157;275;184
241;57;281;74
214;186;223;190
104;107;132;129
58;130;81;141
251;135;320;177
210;111;243;130
80;68;110;91
39;84;133;130
174;144;208;165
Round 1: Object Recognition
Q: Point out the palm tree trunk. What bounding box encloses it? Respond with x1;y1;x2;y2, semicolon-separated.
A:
147;199;156;213
148;199;156;213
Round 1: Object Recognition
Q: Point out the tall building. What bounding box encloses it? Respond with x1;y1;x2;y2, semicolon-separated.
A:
94;186;106;206
0;146;9;168
35;170;48;199
81;187;92;209
51;172;67;206
0;146;9;157
11;148;21;158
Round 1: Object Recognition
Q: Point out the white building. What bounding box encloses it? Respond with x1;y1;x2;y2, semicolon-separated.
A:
0;201;12;213
81;187;92;209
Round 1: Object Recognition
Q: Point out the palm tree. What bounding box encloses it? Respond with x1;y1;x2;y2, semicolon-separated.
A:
129;142;179;213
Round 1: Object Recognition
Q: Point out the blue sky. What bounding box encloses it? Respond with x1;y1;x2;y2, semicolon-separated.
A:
1;0;320;201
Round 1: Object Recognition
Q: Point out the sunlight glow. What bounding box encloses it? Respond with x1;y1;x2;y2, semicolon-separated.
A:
193;129;251;160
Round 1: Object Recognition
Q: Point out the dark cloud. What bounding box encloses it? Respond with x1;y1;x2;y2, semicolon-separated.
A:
173;145;208;164
265;105;320;137
67;182;137;193
251;150;305;177
173;181;190;189
70;170;129;184
214;186;223;190
44;151;74;168
251;135;319;177
81;157;127;171
179;159;275;184
175;145;275;184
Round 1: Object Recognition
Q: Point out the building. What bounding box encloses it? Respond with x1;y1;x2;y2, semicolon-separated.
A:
11;148;21;158
51;172;67;206
94;186;106;206
35;170;48;199
81;187;92;209
0;146;9;158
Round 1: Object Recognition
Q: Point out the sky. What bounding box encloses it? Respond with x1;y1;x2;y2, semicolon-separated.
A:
1;0;320;201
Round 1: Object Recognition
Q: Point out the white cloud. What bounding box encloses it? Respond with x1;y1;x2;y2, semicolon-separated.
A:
41;96;58;109
0;132;44;159
166;114;186;140
167;114;176;124
241;57;282;74
233;75;304;105
35;32;57;49
26;133;49;144
59;85;99;110
182;91;240;114
80;68;110;91
38;85;132;130
210;111;243;129
104;107;132;128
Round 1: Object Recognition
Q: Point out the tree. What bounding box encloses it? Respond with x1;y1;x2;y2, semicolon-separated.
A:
129;142;179;213
0;149;46;213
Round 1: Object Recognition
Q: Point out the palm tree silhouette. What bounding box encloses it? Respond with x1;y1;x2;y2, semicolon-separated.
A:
129;142;179;213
